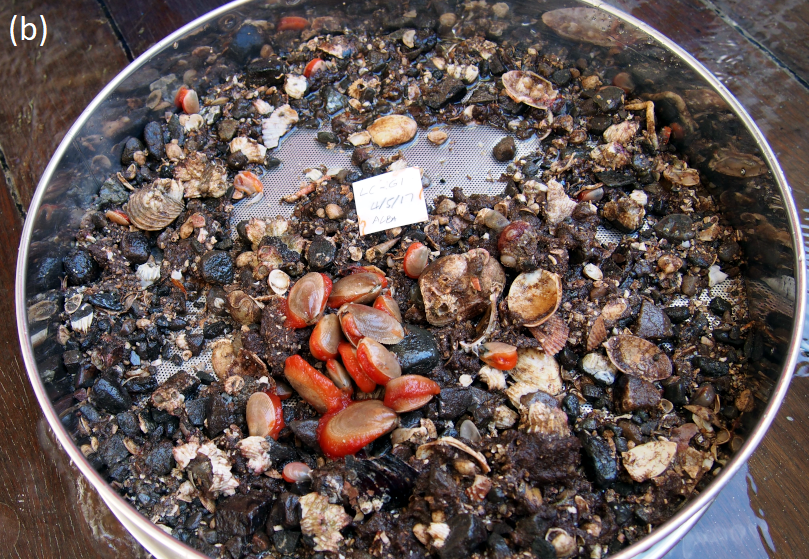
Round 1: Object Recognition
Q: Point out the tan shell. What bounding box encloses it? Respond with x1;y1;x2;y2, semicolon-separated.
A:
507;268;561;327
604;334;672;381
709;148;767;177
520;400;570;437
125;178;184;231
501;70;558;109
419;249;506;327
174;152;228;199
621;440;677;482
586;315;607;352
541;7;644;47
210;339;235;380
367;115;418;147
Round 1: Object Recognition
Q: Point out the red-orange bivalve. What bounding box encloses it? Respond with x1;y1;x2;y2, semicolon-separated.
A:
317;400;399;458
309;314;344;361
284;272;332;328
283;355;346;414
480;342;518;370
356;337;402;385
403;242;431;279
327;272;384;308
373;293;402;322
337;342;377;393
246;392;284;439
383;375;441;413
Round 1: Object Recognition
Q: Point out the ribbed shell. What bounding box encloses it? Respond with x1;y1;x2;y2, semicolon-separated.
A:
125;179;184;231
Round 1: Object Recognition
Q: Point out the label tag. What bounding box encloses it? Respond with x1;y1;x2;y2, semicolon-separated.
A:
352;167;428;235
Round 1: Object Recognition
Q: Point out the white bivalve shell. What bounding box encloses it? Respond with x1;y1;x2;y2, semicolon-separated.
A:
136;260;161;288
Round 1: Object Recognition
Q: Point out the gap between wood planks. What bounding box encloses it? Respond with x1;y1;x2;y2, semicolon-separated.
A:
699;0;809;92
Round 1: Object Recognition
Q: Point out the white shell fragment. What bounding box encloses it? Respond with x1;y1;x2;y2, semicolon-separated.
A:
125;178;184;231
507;268;562;327
708;265;728;287
603;120;639;145
299;492;351;553
196;442;239;496
502;70;558;109
544;179;577;226
269;269;291;295
478;365;506;391
367;115;418;147
262;104;299;149
230;136;267;163
284;74;308;99
237;436;272;474
348;131;372;146
581;352;617;385
70;307;94;335
583;263;603;281
136;260;161;288
506;348;562;406
621;440;678;482
521;401;570;437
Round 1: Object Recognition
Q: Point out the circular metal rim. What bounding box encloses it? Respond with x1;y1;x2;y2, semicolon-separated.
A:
14;1;806;557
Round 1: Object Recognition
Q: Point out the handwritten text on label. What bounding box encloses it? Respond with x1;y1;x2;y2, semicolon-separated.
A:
352;167;428;235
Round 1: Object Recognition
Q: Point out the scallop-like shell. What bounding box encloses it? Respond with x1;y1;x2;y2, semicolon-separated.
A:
269;269;291;295
528;314;569;356
501;70;558;109
586;315;607;352
604;334;672;381
507;268;561;327
708;148;767;178
125;178;184;231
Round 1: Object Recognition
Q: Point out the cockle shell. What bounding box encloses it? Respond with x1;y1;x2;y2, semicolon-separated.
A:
125;178;184;231
604;334;672;381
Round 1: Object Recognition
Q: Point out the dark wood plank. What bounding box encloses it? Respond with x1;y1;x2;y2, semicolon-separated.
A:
104;0;230;57
0;0;130;211
710;0;809;88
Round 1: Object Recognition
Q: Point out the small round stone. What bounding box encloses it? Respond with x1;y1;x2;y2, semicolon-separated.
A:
199;251;235;285
583;263;603;281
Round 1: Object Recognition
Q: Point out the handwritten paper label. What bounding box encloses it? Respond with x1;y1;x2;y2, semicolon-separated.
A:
352;167;428;235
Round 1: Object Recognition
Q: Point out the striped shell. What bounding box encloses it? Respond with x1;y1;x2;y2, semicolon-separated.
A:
125;178;184;231
529;314;569;356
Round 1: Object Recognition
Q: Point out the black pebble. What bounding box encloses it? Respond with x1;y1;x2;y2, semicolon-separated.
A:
199;251;234;284
93;376;132;414
692;356;730;377
581;433;617;486
439;514;487;559
143;121;165;161
272;530;300;555
145;441;175;475
87;292;123;312
388;324;440;376
593;86;625;112
63;248;99;286
709;297;732;315
306;237;336;270
531;537;558;559
664;306;691;324
116;411;141;438
551;68;572;86
121;137;144;166
316;131;339;145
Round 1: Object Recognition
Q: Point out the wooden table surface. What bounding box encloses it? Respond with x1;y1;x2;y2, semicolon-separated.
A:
2;0;808;557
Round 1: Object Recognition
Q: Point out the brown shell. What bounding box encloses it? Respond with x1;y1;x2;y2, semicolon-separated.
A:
586;315;607;352
541;7;645;48
125;178;185;231
528;314;569;356
501;70;558;109
604;334;672;381
708;148;767;178
507;268;561;327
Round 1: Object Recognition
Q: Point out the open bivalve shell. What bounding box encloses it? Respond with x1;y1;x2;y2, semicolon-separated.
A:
507;268;562;327
604;334;673;381
501;70;558;109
